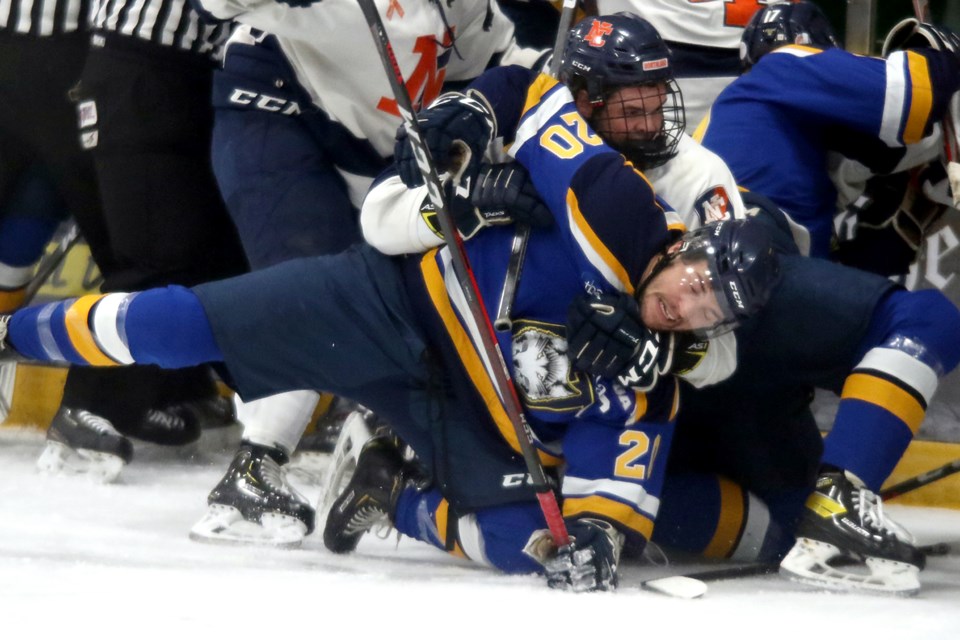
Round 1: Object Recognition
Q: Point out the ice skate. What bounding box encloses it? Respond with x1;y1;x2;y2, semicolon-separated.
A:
780;470;925;596
189;442;315;548
323;432;411;554
37;407;134;483
317;409;377;516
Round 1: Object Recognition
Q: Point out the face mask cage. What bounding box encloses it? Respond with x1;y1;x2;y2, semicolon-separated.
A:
589;78;684;170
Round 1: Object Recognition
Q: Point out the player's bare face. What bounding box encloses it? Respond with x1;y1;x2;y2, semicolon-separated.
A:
639;257;726;333
592;84;666;146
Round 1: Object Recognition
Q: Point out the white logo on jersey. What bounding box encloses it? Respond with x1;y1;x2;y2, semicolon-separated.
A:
228;89;301;116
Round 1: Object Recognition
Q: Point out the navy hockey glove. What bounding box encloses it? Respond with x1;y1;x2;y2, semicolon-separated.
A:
525;519;623;593
566;292;675;391
471;162;553;229
395;92;496;188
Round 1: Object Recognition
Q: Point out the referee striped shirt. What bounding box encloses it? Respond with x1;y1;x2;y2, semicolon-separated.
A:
0;0;93;36
92;0;231;58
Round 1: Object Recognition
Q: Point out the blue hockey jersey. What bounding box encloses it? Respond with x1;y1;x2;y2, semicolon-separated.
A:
697;45;960;257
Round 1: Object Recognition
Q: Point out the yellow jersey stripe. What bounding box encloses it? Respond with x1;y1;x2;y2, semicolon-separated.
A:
563;495;655;540
841;372;926;434
703;477;745;558
64;295;117;367
903;51;933;145
434;499;467;559
420;251;562;466
567;189;635;294
521;73;560;120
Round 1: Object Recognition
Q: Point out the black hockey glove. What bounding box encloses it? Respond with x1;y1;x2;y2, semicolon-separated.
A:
834;165;947;276
471;162;553;229
525;519;622;593
566;291;675;391
395;91;496;188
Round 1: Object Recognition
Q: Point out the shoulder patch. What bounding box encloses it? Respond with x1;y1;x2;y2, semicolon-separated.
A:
694;186;733;224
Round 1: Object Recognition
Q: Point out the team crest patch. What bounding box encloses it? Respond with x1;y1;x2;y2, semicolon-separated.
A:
511;320;592;412
694;186;732;224
585;20;613;48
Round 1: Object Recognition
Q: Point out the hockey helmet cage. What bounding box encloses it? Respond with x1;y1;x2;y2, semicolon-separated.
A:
740;1;841;70
559;12;684;169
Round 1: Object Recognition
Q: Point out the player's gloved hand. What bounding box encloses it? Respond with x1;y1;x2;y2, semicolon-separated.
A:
883;18;960;66
834;165;946;276
524;518;623;593
471;162;553;229
395;91;496;188
566;291;675;391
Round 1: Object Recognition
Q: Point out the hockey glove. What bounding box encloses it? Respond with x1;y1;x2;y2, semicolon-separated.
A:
395;91;496;189
525;518;623;593
566;291;675;391
471;162;553;229
834;165;946;276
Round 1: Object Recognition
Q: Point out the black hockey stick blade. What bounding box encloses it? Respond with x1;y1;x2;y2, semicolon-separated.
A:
880;458;960;500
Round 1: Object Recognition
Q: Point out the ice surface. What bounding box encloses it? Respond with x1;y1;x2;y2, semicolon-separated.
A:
1;428;958;638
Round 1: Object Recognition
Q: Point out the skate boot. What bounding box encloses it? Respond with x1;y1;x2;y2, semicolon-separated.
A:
780;469;925;596
134;405;201;446
295;396;359;461
189;442;315;547
323;434;411;553
37;407;134;483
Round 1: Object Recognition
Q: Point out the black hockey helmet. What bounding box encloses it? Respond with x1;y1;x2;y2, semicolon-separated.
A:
740;1;841;70
662;219;781;337
559;12;684;169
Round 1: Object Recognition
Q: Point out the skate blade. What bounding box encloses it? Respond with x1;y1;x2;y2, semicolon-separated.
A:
318;411;373;517
36;441;125;484
188;504;307;548
779;537;921;596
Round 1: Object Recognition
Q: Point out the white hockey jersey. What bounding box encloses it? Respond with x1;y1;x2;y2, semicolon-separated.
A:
199;0;544;159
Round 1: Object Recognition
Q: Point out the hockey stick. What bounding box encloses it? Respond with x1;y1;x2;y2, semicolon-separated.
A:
357;0;569;547
880;458;960;500
494;0;578;331
22;219;81;306
641;562;779;599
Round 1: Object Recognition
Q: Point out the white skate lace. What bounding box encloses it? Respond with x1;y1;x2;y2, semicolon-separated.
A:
258;456;295;497
854;486;915;544
75;410;121;436
343;504;393;539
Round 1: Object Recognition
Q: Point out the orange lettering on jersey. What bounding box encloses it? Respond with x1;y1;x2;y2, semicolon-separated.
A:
386;0;404;20
689;0;777;28
377;32;451;117
584;20;614;48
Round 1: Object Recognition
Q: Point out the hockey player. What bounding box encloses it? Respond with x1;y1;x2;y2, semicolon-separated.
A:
363;11;960;594
183;0;549;546
698;2;960;264
325;13;787;590
591;0;792;127
0;50;781;590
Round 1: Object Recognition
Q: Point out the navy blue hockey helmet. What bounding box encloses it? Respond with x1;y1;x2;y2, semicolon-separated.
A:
740;1;841;70
559;12;684;169
670;219;781;337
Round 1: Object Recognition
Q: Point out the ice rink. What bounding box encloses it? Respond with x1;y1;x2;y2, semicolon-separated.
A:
1;426;958;639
